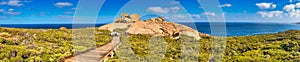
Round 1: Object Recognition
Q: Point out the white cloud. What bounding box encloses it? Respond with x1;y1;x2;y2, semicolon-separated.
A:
8;8;13;11
256;3;276;9
271;4;277;9
203;12;216;16
147;7;169;13
54;2;73;8
281;3;300;19
0;9;21;15
170;1;180;4
219;4;232;7
191;14;201;19
171;14;185;19
296;2;300;8
257;11;283;18
64;12;74;15
0;0;32;6
71;8;78;10
170;7;180;13
0;2;7;5
256;3;300;19
290;0;293;2
287;9;300;18
283;4;296;11
7;0;23;7
5;11;21;15
147;6;183;14
6;8;21;15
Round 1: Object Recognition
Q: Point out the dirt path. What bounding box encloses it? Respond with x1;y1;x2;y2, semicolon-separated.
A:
61;35;121;62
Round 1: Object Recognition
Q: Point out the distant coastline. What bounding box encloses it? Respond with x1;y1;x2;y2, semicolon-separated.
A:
1;22;300;36
0;24;106;29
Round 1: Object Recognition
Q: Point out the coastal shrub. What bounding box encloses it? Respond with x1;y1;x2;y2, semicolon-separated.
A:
280;41;299;52
95;29;112;46
129;34;151;57
0;28;112;61
108;30;300;62
1;27;300;62
0;32;11;38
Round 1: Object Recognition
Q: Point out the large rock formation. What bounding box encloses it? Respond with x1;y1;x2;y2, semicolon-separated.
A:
114;13;140;23
99;13;209;40
126;21;180;38
98;23;131;31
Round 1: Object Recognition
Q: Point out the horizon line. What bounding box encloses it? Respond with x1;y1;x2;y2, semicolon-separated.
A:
0;21;296;24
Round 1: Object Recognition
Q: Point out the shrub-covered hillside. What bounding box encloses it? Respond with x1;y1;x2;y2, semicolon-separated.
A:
108;30;300;62
1;27;300;62
0;27;111;62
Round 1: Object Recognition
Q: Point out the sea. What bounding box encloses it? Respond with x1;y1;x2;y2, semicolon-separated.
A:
1;22;300;36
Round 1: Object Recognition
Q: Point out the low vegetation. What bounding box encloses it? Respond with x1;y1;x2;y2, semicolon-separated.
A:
0;27;111;62
108;30;300;62
1;27;300;62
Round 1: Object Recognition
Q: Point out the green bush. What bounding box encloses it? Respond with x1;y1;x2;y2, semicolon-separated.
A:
129;34;151;57
0;27;112;61
1;27;300;62
109;30;300;62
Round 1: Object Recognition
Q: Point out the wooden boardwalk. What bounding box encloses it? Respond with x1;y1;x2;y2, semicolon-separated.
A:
61;34;121;62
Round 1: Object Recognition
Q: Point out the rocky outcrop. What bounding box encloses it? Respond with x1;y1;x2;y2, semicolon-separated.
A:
99;13;209;40
59;27;67;31
174;24;201;39
98;23;131;31
126;21;181;39
114;13;140;23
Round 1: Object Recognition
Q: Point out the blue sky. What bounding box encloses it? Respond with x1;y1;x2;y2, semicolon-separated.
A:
0;0;300;24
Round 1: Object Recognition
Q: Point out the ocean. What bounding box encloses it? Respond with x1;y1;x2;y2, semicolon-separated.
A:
1;22;300;36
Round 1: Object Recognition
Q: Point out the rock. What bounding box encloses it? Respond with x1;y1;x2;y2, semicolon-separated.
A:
130;13;140;22
157;16;165;22
127;21;163;35
150;18;156;22
199;33;211;38
114;13;140;23
121;13;129;17
127;21;201;39
59;27;67;31
157;22;180;39
98;23;131;31
99;13;209;40
174;24;202;40
143;20;148;22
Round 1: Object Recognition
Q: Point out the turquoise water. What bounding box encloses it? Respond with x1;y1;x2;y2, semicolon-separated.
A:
194;22;300;36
